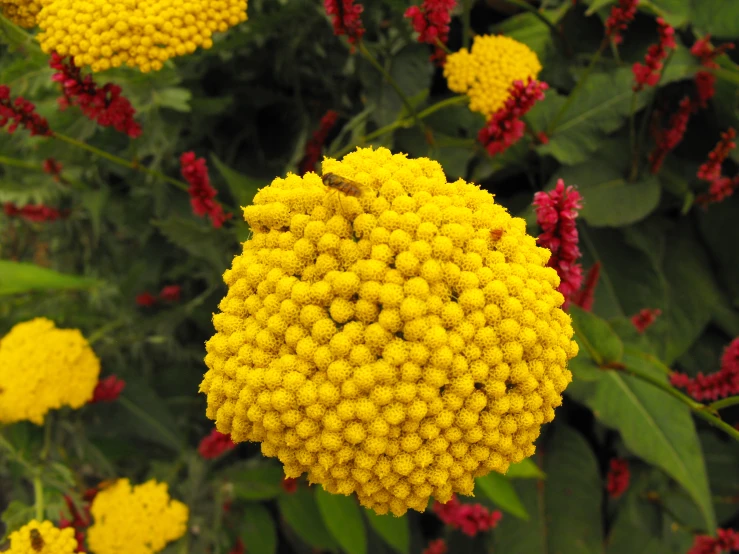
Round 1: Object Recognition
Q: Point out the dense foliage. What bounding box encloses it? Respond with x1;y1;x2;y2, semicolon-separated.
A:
1;0;739;553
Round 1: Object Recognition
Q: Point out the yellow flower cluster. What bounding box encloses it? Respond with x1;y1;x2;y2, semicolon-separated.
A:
200;147;577;516
444;35;542;118
0;318;100;425
36;0;248;73
6;520;78;554
0;0;41;28
87;479;189;554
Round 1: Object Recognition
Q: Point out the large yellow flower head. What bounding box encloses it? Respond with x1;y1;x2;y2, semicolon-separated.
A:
444;35;542;118
36;0;248;73
6;520;78;554
87;479;189;554
200;147;577;516
0;318;100;425
0;0;41;28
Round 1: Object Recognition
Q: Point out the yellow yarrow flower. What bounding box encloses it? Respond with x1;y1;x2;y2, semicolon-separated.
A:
0;0;42;28
200;146;578;516
444;35;542;118
87;479;189;554
0;318;100;425
6;519;78;554
36;0;248;73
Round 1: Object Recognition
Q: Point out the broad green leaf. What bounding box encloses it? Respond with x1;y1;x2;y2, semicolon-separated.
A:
639;0;690;26
492;425;604;554
0;261;102;296
364;510;409;554
153;88;192;112
240;503;277;554
696;194;739;306
506;458;546;480
570;305;624;365
211;154;268;208
223;462;284;501
1;501;35;538
700;433;739;524
582;347;715;531
476;472;529;520
694;0;739;37
315;487;367;554
551;161;661;227
278;489;339;550
153;217;235;271
585;0;615;15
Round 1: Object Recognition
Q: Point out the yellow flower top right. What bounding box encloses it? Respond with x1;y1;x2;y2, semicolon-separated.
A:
444;35;542;119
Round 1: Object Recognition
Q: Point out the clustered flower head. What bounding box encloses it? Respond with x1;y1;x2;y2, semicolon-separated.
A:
671;337;739;402
405;0;457;63
201;146;578;516
91;375;126;403
444;35;542;118
198;428;236;459
606;458;630;498
3;202;65;223
478;78;548;156
631;308;661;333
433;494;502;536
0;85;51;137
604;0;638;45
50;53;142;138
696;128;739;206
36;0;248;73
87;479;189;554
691;36;735;108
0;0;41;28
324;0;365;47
533;180;583;306
300;110;340;176
632;17;675;91
180;152;231;228
688;528;739;554
6;519;78;554
0;318;100;425
649;96;694;174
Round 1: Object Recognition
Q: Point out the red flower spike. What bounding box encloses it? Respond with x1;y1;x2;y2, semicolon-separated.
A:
631;308;661;333
43;158;64;182
198;428;236;459
697;176;739;206
281;477;298;494
433;495;502;537
606;458;630;498
690;37;735;108
572;262;601;312
59;494;92;552
604;0;639;45
478;78;548;156
159;285;182;302
405;0;457;63
0;85;51;137
533;179;584;307
229;538;245;554
49;53;141;138
688;528;739;554
3;202;65;223
180;152;231;228
670;337;739;402
698;128;736;182
299;110;339;175
91;375;126;403
423;539;448;554
632;18;676;91
324;0;365;47
649;96;695;174
135;292;157;307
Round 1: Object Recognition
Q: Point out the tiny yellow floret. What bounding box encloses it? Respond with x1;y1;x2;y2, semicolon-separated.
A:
0;0;41;28
201;146;577;516
444;34;542;118
6;520;77;554
87;479;189;554
0;318;100;425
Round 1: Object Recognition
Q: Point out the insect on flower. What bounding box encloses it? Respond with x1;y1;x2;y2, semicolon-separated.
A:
322;172;371;214
490;228;505;241
30;528;44;551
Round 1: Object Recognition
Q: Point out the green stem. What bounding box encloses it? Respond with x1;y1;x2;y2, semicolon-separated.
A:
87;318;128;345
40;415;53;462
0;155;40;171
33;475;44;521
547;38;608;135
628;92;638;179
462;0;473;48
709;396;739;411
330;95;468;159
434;38;452;55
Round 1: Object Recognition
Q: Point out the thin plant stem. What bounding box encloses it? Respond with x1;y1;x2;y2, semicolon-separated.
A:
33;475;44;521
463;0;473;48
40;415;53;461
710;396;739;411
0;155;40;171
87;318;128;345
434;38;452;55
628;91;638;173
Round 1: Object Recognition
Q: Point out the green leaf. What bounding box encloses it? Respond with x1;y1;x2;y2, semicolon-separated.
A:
581;347;715;532
1;501;35;539
116;381;185;453
278;489;339;550
639;0;691;26
153;216;235;271
506;458;546;480
211;154;268;208
476;472;529;520
364;510;409;554
0;261;102;296
315;487;367;554
223;462;285;501
240;503;277;554
550;161;661;227
153;88;192;112
570;305;624;366
494;12;553;64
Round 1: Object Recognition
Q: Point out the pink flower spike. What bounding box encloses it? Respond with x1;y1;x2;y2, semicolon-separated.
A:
324;0;365;47
405;0;457;63
631;308;661;332
606;458;630;498
180;152;232;228
422;539;448;554
632;18;676;91
649;96;696;174
433;495;502;537
604;0;639;45
697;128;736;183
0;85;51;137
91;375;126;403
688;528;739;554
198;428;236;459
572;261;601;312
670;337;739;402
159;285;182;302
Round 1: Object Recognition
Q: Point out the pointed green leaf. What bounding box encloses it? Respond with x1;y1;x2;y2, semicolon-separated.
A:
223;462;284;501
315;487;367;554
279;489;339;550
0;261;102;296
211;154;268;208
570;305;624;366
364;510;409;554
506;458;546;480
476;472;529;520
240;503;277;554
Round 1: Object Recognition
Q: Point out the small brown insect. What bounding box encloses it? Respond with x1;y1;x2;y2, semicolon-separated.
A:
322;173;366;198
490;228;504;241
30;528;44;551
